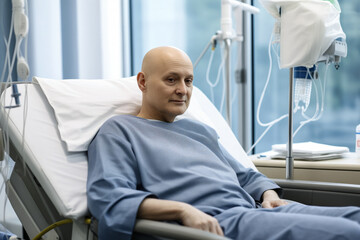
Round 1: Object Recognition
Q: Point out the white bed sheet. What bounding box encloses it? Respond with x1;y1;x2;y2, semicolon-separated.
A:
1;84;88;218
0;77;254;219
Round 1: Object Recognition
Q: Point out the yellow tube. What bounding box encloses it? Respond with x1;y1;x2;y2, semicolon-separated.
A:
32;218;92;240
32;219;73;240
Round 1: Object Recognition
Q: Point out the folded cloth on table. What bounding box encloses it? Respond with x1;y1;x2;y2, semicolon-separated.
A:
271;142;349;161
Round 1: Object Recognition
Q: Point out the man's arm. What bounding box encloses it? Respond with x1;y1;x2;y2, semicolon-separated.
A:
87;127;155;240
218;144;282;201
138;198;224;236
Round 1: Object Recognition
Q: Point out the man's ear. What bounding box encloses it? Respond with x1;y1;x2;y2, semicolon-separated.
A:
137;72;146;92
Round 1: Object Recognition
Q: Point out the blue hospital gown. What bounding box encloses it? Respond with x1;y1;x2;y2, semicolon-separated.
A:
87;115;279;239
87;115;360;240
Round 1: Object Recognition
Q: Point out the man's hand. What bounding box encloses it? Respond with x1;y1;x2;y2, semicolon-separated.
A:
138;198;224;236
261;190;288;209
179;203;224;236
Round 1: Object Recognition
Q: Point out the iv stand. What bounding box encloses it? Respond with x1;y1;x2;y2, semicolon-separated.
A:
285;43;346;180
224;38;232;125
220;0;259;126
284;38;347;179
286;68;294;179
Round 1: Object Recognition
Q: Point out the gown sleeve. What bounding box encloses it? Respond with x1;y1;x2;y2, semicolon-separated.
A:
87;128;155;240
218;144;282;201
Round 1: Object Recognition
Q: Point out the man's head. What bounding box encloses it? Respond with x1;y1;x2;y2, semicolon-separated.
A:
137;46;194;122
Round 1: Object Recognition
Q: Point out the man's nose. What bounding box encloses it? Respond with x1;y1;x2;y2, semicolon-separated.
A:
175;81;187;95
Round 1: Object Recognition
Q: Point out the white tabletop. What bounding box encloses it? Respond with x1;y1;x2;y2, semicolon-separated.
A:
250;152;360;171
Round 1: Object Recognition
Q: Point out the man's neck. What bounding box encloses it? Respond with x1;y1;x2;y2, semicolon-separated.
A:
136;111;176;123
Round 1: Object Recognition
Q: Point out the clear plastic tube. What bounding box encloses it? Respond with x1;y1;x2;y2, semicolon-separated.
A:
247;124;273;154
293;61;330;137
206;47;227;85
24;0;29;62
294;68;313;114
0;37;9;85
313;61;330;121
1;2;29;226
204;44;228;115
219;43;228;115
271;40;281;70
20;84;30;178
6;37;20;84
256;32;288;128
247;32;288;154
195;34;230;121
194;40;212;69
0;14;14;84
219;51;226;116
0;95;13;186
294;70;320;137
206;49;216;101
300;67;318;120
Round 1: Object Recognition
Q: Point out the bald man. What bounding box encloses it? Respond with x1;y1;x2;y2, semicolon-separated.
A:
87;47;360;240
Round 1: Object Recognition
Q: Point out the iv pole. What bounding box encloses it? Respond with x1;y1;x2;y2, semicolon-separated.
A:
220;0;259;125
257;1;347;181
286;68;294;179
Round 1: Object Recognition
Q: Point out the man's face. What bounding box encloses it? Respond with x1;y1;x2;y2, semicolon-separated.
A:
141;54;193;122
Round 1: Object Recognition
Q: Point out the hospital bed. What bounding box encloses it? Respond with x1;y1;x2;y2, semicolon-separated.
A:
1;76;360;240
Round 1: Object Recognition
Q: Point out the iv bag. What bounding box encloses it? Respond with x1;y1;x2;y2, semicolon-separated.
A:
259;0;346;68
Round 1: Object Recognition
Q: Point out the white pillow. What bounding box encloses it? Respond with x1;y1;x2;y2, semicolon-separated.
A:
33;76;255;169
33;76;141;152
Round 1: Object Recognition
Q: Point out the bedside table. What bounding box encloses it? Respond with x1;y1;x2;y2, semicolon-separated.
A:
250;152;360;185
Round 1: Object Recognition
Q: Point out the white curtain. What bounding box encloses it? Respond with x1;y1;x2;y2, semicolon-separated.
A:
27;0;131;80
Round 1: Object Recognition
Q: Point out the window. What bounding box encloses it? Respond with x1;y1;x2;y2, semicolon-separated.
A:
253;0;360;153
130;0;359;154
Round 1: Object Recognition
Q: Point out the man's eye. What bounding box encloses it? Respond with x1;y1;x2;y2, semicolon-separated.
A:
168;78;175;82
185;79;193;85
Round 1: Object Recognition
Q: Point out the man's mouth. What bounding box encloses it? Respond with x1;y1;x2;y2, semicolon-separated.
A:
170;99;186;103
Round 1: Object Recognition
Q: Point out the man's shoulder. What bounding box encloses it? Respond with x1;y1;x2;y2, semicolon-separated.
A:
99;115;139;131
106;114;135;123
176;118;218;136
177;117;212;129
102;114;129;124
176;117;202;126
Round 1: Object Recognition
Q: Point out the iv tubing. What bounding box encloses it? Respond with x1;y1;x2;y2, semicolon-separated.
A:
206;49;223;88
206;49;216;101
293;62;330;137
205;43;228;114
0;14;14;84
1;35;14;91
247;32;288;154
194;34;218;69
1;1;29;229
194;40;212;69
256;32;288;127
219;44;228;116
313;61;330;121
0;11;16;184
